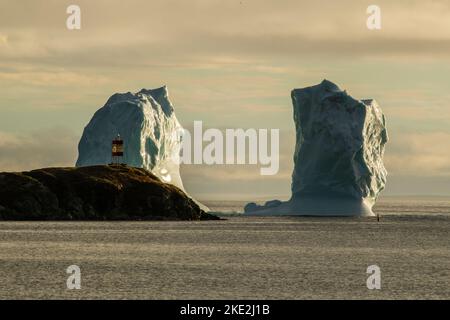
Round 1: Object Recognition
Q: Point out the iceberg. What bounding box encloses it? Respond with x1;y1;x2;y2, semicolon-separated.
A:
245;80;388;216
76;86;207;210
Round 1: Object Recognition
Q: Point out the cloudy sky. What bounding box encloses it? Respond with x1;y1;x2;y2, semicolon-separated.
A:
1;0;450;200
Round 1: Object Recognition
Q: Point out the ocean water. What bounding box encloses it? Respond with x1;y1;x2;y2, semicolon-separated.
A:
205;196;450;216
0;197;448;299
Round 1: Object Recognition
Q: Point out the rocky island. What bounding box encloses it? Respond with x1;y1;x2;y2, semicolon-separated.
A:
0;165;217;221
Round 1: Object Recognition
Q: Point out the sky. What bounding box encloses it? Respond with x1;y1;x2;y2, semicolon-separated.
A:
1;0;450;200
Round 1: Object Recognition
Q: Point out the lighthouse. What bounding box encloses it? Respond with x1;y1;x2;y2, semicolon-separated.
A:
111;134;124;165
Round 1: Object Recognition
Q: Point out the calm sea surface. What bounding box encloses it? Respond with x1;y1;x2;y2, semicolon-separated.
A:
0;197;448;299
205;196;450;216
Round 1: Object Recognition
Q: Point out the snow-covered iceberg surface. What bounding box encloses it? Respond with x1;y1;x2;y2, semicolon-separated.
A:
245;80;388;216
76;86;207;209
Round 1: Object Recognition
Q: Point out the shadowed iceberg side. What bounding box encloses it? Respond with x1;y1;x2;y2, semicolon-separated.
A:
245;80;388;216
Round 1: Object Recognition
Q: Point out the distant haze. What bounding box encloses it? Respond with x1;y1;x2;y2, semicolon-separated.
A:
1;0;450;199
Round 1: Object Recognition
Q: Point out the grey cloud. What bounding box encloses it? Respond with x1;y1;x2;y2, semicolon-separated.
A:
2;0;450;71
0;127;78;172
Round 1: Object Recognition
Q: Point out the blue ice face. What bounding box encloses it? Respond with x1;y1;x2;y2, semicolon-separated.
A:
291;80;388;203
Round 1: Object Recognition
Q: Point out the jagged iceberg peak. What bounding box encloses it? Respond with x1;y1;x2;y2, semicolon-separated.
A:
138;86;174;116
246;80;388;216
76;85;183;189
105;86;174;116
291;79;350;107
296;79;341;94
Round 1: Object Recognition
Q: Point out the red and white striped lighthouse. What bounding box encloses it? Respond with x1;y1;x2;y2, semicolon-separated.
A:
111;134;124;165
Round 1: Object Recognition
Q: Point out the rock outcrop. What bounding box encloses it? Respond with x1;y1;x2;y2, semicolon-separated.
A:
245;80;388;216
0;165;218;220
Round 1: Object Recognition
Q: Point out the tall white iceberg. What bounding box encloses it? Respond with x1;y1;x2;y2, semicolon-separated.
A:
245;80;388;216
76;86;187;195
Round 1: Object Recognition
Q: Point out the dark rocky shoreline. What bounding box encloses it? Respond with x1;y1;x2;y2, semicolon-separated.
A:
0;165;218;221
